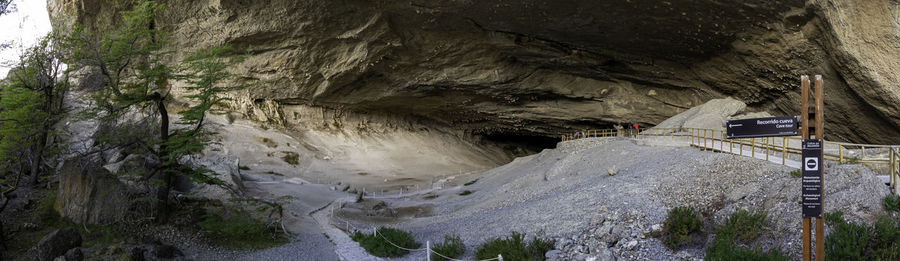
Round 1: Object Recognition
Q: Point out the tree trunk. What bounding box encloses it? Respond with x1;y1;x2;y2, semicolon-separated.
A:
28;132;47;186
153;97;171;222
28;91;54;187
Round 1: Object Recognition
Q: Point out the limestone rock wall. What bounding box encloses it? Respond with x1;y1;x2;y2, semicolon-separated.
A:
48;0;900;144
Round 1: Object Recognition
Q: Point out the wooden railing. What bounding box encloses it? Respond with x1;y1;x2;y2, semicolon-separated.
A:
562;127;899;192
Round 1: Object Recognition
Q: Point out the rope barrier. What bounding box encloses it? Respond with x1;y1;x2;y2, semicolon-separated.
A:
376;232;426;252
330;200;505;261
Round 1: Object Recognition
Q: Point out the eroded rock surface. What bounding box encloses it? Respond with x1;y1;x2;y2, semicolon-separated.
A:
55;159;130;225
48;0;900;143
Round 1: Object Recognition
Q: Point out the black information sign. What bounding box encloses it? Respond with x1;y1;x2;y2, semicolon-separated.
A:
725;116;799;139
802;139;823;218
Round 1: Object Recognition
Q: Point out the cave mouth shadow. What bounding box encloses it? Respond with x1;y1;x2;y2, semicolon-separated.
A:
482;133;560;157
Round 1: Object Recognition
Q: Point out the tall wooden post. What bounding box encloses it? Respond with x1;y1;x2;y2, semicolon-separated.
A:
800;75;811;261
814;75;825;261
800;75;825;261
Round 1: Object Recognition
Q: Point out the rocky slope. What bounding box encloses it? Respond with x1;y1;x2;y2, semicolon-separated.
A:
333;137;887;260
48;0;900;144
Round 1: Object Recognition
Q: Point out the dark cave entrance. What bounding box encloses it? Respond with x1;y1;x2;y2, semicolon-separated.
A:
483;133;560;157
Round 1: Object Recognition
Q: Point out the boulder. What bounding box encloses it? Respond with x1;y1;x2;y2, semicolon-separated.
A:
33;228;82;261
180;153;244;200
607;165;618;176
64;248;84;261
653;98;746;132
56;159;130;225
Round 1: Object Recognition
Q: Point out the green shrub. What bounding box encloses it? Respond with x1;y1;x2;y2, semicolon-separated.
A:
351;227;421;257
459;190;473;196
705;210;787;260
847;157;861;164
789;169;801;178
825;218;872;260
527;234;554;259
822;212;900;259
663;206;702;249
474;232;551;261
717;209;766;243
464;179;478;186
38;191;62;227
883;194;900;212
872;216;900;258
238;165;250;171
824;211;845;227
431;234;465;261
282;151;300;165
197;207;288;250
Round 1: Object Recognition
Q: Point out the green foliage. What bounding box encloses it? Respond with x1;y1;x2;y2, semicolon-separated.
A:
825;218;872;260
459;190;473;196
790;169;801;178
81;224;127;248
37;191;61;226
821;212;900;260
281;151;300;165
872;216;900;258
350;227;421;257
197;204;288;250
474;232;551;261
847;157;861;164
66;0;170;121
705;210;787;261
824;211;845;227
883;194;900;212
431;234;465;261
663;206;701;249
166;45;246;184
717;209;766;243
256;137;277;148
238;165;250;171
464;179;478;186
0;81;44;165
527;234;554;259
0;30;68;176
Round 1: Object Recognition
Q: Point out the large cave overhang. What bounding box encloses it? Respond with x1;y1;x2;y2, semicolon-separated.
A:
397;0;804;62
53;0;900;144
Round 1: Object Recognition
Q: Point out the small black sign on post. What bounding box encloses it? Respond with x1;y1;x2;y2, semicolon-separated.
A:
725;116;799;139
802;139;823;218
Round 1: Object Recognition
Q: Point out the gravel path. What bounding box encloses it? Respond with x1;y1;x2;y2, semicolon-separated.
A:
313;200;384;261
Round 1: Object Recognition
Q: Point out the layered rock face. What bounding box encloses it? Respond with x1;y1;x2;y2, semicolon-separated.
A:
49;0;900;144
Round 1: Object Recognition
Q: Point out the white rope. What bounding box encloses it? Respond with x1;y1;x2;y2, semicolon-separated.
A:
427;248;466;261
377;232;426;252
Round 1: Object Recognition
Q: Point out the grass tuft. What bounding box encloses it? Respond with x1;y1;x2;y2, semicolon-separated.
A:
705;210;787;260
281;151;300;165
464;179;478;186
662;206;701;249
884;194;900;212
717;209;766;243
458;190;473;196
197;206;289;250
474;232;552;261
431;234;465;261
351;227;421;257
789;169;801;178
